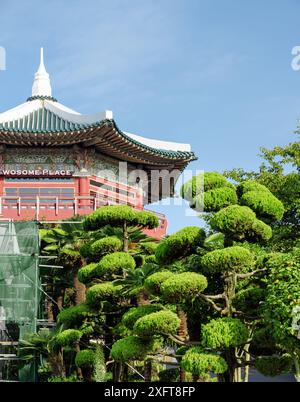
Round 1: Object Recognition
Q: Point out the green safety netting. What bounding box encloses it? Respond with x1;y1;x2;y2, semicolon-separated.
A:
0;221;40;382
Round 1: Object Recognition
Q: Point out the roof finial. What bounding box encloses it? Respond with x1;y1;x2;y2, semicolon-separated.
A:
31;47;52;98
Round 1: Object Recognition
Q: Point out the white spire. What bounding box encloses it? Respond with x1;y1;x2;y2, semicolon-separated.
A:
31;47;52;97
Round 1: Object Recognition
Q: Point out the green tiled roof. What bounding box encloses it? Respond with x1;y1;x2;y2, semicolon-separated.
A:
0;107;196;161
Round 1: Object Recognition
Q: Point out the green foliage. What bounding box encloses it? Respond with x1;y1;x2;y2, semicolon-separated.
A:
86;283;122;305
57;303;91;329
181;172;234;203
233;286;265;313
90;236;122;258
255;355;292;377
133;310;180;338
155;227;205;264
96;252;136;277
181;347;228;375
55;329;82;347
111;336;157;362
139;242;159;255
122;305;164;330
201;318;249;349
237;180;271;197
75;349;95;368
210;205;272;242
78;263;98;284
200;246;253;274
263;251;300;351
133;254;145;267
144;255;158;264
83;205;159;231
192;187;238;213
48;375;79;382
144;271;174;295
161;272;208;303
241;191;284;221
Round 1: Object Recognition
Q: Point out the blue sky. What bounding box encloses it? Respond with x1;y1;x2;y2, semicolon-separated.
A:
0;0;299;233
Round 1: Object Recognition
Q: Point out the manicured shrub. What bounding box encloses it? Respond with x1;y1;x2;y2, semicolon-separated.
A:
83;205;159;231
78;263;98;284
201;318;249;349
204;187;237;212
255;355;292;377
90;236;122;257
111;336;157;362
144;271;174;295
79;242;93;258
241;191;284;221
248;219;272;242
210;205;272;242
75;349;95;368
139;242;159;255
133;310;180;338
237;180;271;197
96;252;136;276
155;227;205;264
122;305;164;330
57;303;91;328
56;329;82;347
181;347;228;375
86;283;122;305
200;246;253;274
161;272;208;302
181;172;234;202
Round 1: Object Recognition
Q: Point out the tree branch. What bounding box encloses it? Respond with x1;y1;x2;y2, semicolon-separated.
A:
236;268;267;279
199;294;223;312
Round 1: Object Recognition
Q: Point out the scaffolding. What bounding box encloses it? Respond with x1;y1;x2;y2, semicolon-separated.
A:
0;221;40;382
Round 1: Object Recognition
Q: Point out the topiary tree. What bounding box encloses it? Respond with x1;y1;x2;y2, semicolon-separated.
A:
155;226;205;265
181;347;228;382
133;310;181;339
178;172;285;382
75;349;95;382
83;205;159;252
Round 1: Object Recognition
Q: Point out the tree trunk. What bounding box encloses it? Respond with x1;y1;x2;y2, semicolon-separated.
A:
137;290;150;306
176;305;188;339
144;360;152;382
123;221;129;252
73;274;86;305
223;273;236;317
75;342;83;380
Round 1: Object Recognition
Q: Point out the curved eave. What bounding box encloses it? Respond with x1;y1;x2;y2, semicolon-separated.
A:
0;119;197;169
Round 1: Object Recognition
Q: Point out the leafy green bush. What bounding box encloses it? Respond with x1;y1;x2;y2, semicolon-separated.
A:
96;252;136;276
83;205;159;231
210;205;272;242
201;318;249;349
111;336;157;362
255;355;292;377
134;310;180;338
57;303;91;328
200;246;253;274
75;349;95;368
181;347;228;375
181;172;234;202
204;187;237;212
144;255;158;264
241;191;284;221
78;263;98;284
139;242;159;255
161;272;208;302
55;329;82;347
155;227;205;264
90;236;122;257
144;271;174;295
122;305;164;330
237;180;271;197
86;283;122;305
